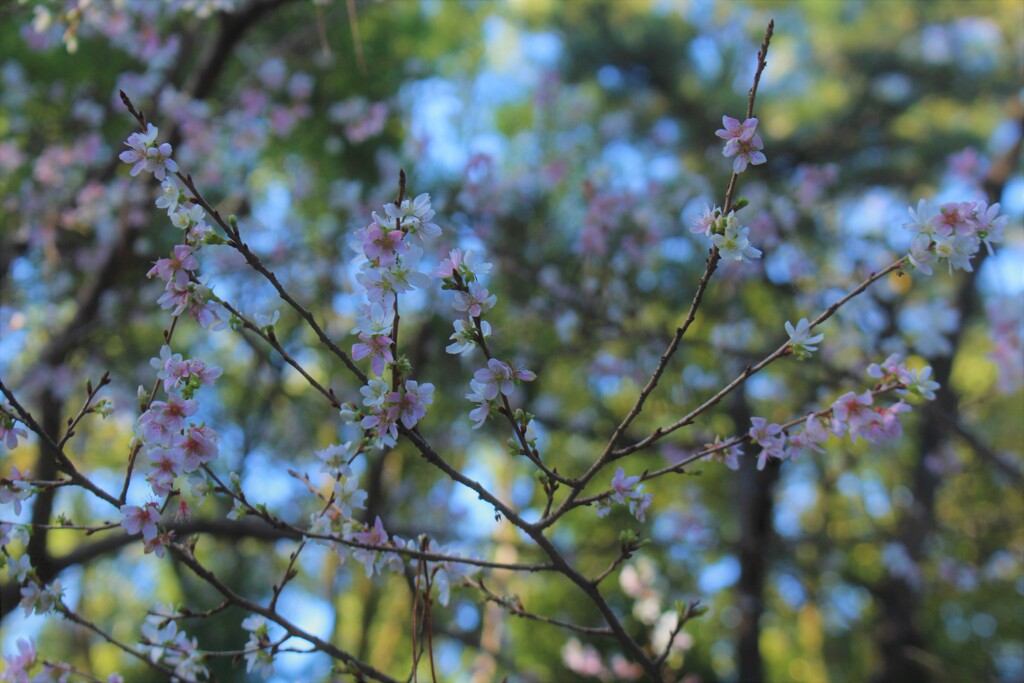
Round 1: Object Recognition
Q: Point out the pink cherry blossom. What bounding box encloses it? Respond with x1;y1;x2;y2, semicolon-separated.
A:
351;332;394;376
361;222;408;266
1;637;36;681
749;417;787;470
173;424;219;471
454;282;496;318
119;502;161;541
716;116;766;173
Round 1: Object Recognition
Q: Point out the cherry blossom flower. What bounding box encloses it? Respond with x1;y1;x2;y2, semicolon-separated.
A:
859;401;911;443
907;233;934;275
707;436;742;470
0;405;28;451
155;177;183;215
383;193;441;243
150;345;188;390
136;395;198;446
156;280;191;315
749;417;787;470
144;530;172;557
20;579;62;616
711;218;762;262
867;353;905;381
174;424;219;471
0;466;33;515
690;205;718;237
120;123;178;180
466;380;492;428
610;467;641;505
146;447;185;496
119;502;161;541
454;282;497;317
473;359;516;400
787;414;829;460
186;281;230;330
447;319;491;355
387;380;434;427
1;638;36;681
716;116;766;173
935;201;975;237
150;345;221;396
120;124;156;174
903;199;938;235
715;115;759;142
353;302;395;337
352;516;394;577
599;468;653;521
360;378;391;408
7;554;31;583
972;200;1007;255
315;443;353;478
333;476;368;519
435;248;493;281
785;318;824;359
831;390;874;440
360;408;398;448
380;247;433;294
253;309;280;329
1;524;29;548
147;245;198;289
242;615;275;679
932;233;977;274
351;332;394;376
903;198;1003;276
361;222;408;266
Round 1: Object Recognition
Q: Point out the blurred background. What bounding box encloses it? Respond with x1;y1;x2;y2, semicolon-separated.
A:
1;0;1022;681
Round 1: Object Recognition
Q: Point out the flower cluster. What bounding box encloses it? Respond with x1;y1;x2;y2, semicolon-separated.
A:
120;127;229;332
433;248;538;427
904;199;1006;275
309;446;479;595
722;356;941;471
241;615;275;679
715;116;766;174
867;353;940;400
151;344;222;397
596;468;653;522
140;609;207;681
340;378;435;449
351;515;403;578
128;346;222;553
340;194;439;449
690;206;762;262
465;359;536;429
19;578;63;617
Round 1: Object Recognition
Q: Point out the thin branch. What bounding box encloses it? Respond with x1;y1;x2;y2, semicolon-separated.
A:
0;381;119;508
465;577;614;637
170;544;401;683
545;19;777;522
220;300;340;407
613;257;906;459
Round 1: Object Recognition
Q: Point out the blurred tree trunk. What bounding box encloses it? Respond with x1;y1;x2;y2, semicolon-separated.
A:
734;396;781;682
